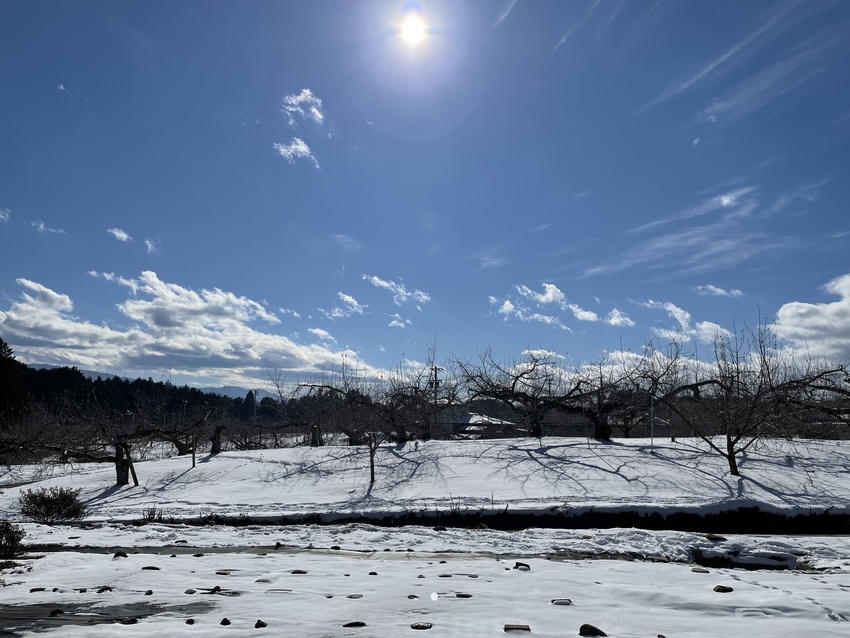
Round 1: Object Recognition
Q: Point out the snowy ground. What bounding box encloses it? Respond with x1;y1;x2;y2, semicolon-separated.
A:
2;438;850;636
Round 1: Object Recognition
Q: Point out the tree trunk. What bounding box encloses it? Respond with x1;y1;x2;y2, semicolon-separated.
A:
593;415;612;441
369;446;376;484
210;425;224;454
114;445;130;486
726;436;740;476
310;425;323;447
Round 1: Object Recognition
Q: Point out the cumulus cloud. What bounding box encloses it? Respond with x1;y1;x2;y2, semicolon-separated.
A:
387;313;412;328
282;88;324;127
604;308;635;327
107;227;132;242
274;138;320;169
320;292;367;319
279;307;301;318
0;208;10;222
0;272;373;386
492;294;570;331
89;271;139;295
516;283;598;321
640;299;731;344
32;220;66;234
308;327;336;343
363;275;431;307
774;273;850;359
694;284;744;297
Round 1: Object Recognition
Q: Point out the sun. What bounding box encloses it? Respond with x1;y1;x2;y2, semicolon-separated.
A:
401;14;425;44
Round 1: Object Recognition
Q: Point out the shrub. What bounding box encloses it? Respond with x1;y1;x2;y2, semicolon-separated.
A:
18;487;88;525
0;521;26;558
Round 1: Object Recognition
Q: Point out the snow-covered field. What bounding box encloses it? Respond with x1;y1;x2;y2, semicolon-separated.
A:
2;437;850;636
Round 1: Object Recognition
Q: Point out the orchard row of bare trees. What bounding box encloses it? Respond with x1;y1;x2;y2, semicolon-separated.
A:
2;328;849;484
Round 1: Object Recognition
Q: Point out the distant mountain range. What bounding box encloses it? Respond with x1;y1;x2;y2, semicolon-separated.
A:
28;364;275;400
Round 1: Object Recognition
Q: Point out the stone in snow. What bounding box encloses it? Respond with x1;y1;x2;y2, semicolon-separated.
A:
579;624;607;637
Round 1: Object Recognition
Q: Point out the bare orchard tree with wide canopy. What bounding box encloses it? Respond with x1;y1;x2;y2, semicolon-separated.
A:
641;325;849;476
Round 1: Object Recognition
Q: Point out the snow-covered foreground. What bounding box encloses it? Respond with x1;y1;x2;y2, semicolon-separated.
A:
3;437;850;522
3;437;850;636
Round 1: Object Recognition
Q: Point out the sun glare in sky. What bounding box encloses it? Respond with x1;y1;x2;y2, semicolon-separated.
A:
401;14;425;44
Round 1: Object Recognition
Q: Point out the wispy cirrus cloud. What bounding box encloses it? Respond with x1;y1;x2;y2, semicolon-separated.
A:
694;284;745;297
274;138;320;169
764;179;828;216
107;227;132;242
555;0;601;51
493;0;518;29
362;275;431;307
630;186;758;233
332;234;363;251
699;34;842;124
32;220;66;234
586;184;802;278
144;239;159;254
282;88;324;127
88;271;139;295
471;247;508;270
639;0;802;113
0;208;10;223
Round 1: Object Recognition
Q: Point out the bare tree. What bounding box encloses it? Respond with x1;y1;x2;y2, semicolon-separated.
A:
644;325;848;476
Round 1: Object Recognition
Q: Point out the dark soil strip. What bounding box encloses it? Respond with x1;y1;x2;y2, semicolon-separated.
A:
0;602;214;637
182;506;850;535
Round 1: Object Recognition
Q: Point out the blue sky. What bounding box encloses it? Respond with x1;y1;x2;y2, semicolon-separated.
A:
1;0;849;388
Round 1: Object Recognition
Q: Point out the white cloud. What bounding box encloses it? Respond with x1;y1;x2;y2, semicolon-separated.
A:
515;283;598;321
494;0;518;28
0;272;373;386
362;275;431;306
765;179;828;216
282;88;324;127
699;37;841;125
694;284;744;297
90;271;139;295
639;1;800;113
522;349;565;360
388;313;412;328
568;304;599;322
144;239;158;254
332;234;362;251
517;283;566;306
631;185;758;233
604;308;635;327
640;299;731;344
107;227;132;242
555;0;601;50
308;327;336;343
0;208;9;222
279;307;301;319
338;292;366;315
274;138;320;169
32;220;66;234
692;137;700;146
774;273;850;359
320;292;367;320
